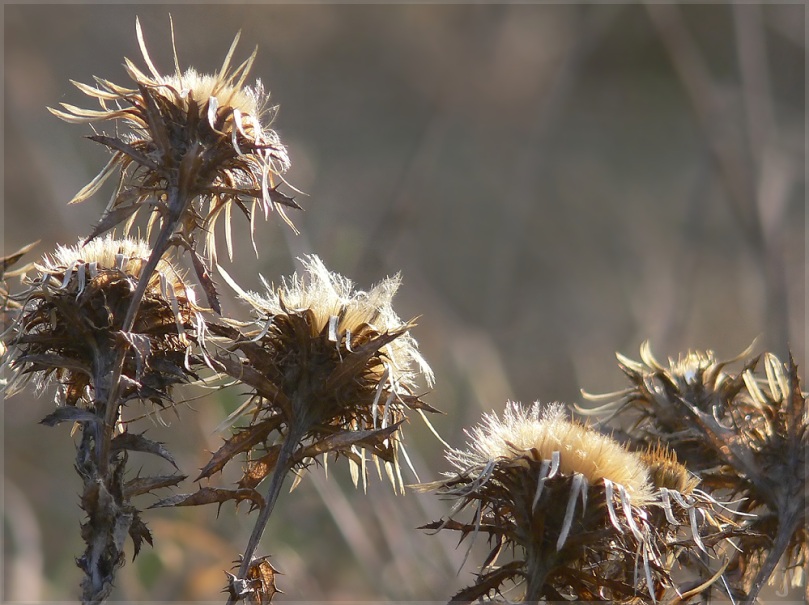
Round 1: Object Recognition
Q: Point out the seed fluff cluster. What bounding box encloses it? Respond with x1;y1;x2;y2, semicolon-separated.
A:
162;254;437;514
2;234;203;409
420;401;728;604
581;342;808;601
49;19;299;313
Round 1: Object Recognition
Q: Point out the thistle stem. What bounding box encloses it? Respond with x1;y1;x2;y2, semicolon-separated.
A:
97;185;183;475
80;184;188;604
226;429;301;605
743;510;802;604
523;548;553;603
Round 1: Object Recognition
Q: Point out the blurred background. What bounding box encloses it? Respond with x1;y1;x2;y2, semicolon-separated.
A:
3;3;805;602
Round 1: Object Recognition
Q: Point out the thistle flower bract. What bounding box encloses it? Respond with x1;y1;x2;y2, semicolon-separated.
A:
420;401;687;603
49;19;298;266
2;234;202;408
198;254;436;500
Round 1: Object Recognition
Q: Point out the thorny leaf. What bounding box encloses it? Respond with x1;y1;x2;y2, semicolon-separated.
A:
128;511;154;559
112;432;180;469
40;407;100;427
293;423;402;463
237;445;281;490
196;417;284;481
449;560;524;604
124;473;186;499
246;556;282;605
150;486;265;513
784;353;806;442
83;201;143;245
323;329;406;393
418;519;508;540
17;353;92;376
87;135;159;170
212;354;288;408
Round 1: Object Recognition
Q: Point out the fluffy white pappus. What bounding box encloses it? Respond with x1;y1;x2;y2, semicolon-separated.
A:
448;401;654;505
222;254;434;388
163;69;267;123
38;234;194;301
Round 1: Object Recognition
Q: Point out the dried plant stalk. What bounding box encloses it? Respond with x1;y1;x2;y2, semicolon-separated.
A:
2;236;199;602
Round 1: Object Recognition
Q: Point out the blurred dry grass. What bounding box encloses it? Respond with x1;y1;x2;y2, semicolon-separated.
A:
2;3;805;602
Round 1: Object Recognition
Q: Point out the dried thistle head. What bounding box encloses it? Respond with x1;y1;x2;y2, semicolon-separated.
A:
579;341;752;473
49;19;298;262
582;343;808;600
199;255;436;497
723;353;808;597
2;234;202;409
420;401;684;603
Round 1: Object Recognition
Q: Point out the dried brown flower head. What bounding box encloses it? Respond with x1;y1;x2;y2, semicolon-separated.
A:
420;401;691;603
582;343;808;601
49;19;298;263
197;255;436;502
579;341;752;473
2;234;202;409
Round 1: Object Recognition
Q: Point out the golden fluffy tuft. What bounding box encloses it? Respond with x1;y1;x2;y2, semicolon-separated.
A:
39;234;193;301
47;19;297;269
449;401;654;505
225;254;434;390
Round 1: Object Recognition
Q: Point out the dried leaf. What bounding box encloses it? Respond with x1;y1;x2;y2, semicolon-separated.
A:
449;561;523;604
16;353;91;376
128;511;153;559
84;201;143;244
40;407;100;427
196;417;283;481
238;446;281;490
87;135;158;170
294;423;402;463
246;556;282;605
111;432;180;469
213;354;288;406
149;487;265;513
323;329;405;392
1;240;39;278
124;473;186;499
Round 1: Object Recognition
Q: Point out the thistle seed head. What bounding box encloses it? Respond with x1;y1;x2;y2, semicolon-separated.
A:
421;401;677;602
203;255;437;494
448;401;654;505
2;234;202;407
49;19;298;262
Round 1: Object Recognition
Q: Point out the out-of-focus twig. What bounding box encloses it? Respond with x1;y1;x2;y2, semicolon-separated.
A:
646;3;795;358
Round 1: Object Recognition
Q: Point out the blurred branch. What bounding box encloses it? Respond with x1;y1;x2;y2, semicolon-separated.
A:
646;3;794;356
645;4;762;246
485;5;625;323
